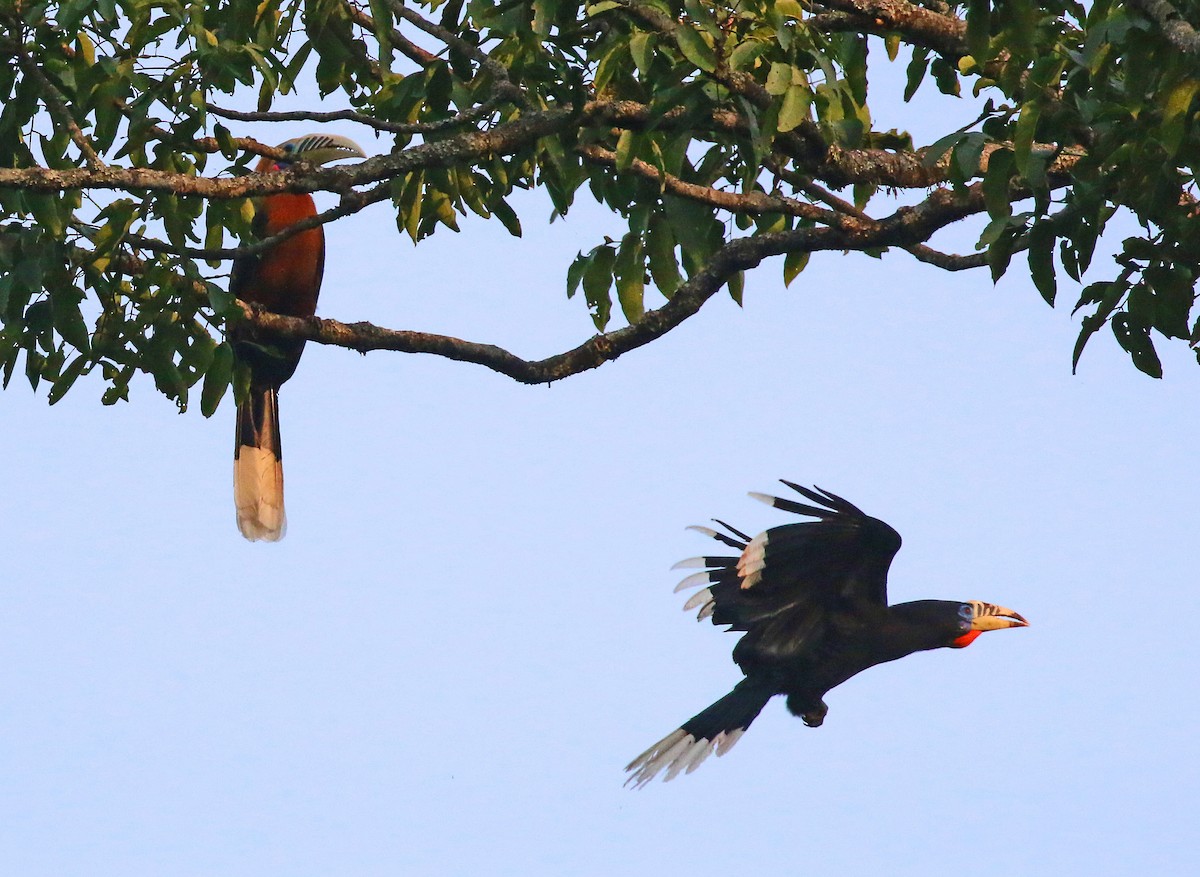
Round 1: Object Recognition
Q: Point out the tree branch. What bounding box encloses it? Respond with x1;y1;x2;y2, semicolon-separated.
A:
0;107;573;199
235;180;1016;383
812;0;968;58
234;224;847;383
386;0;525;103
577;143;848;227
3;35;104;170
1127;0;1200;55
206;96;513;137
344;2;440;67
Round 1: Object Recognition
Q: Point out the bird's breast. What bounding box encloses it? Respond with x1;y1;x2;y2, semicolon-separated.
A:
244;193;324;316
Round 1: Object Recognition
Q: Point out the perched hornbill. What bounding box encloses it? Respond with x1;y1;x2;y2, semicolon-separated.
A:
625;482;1028;787
229;133;365;541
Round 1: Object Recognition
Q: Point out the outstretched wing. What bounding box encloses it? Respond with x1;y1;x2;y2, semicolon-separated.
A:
673;483;902;654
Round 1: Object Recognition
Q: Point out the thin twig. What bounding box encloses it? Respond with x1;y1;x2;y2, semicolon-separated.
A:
4;36;105;169
206;93;513;136
578;143;848;227
345;1;440;67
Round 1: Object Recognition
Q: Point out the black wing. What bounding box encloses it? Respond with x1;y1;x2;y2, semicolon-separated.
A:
673;483;902;654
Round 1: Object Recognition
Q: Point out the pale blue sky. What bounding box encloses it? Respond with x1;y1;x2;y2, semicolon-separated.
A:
3;36;1199;877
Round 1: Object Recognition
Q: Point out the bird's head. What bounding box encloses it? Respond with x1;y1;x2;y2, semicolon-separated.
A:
948;600;1029;648
254;133;366;172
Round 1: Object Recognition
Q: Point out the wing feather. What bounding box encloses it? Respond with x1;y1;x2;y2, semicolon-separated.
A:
672;481;903;658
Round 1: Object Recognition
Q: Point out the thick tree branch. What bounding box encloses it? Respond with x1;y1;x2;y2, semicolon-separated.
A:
1127;0;1200;55
233;224;846;383
0;107;573;199
813;0;967;58
234;181;1015;383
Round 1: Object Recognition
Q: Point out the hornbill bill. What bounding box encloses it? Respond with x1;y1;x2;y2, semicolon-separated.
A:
625;482;1028;787
229;133;365;541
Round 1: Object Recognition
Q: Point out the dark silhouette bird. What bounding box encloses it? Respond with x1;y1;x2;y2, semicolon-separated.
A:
625;482;1028;787
229;133;365;541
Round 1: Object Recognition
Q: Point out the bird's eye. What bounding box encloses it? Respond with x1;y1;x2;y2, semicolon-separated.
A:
958;604;974;619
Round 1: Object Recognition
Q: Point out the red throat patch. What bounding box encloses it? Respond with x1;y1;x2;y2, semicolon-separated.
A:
950;630;982;649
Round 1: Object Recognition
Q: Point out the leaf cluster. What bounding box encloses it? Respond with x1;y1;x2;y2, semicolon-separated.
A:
2;0;1200;409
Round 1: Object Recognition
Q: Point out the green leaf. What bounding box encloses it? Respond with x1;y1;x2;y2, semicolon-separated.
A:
201;341;233;416
616;129;636;172
981;148;1015;219
1013;102;1041;174
1027;221;1057;306
49;286;91;352
214;123;238;159
923;131;964;169
646;214;681;298
630;31;655;76
930;57;960;96
492;198;522;237
367;0;394;65
1111;312;1163;378
582;245;617;331
614;234;645;323
885;34;900;62
1144;266;1194;338
727;270;744;306
1072;280;1126;371
729;40;766;72
953;133;987;180
987;226;1018;282
48;355;88;405
966;0;991;62
766;63;792;96
904;49;930;102
1160;78;1199;155
778;84;812;133
674;25;717;73
783;250;810;287
567;251;591;299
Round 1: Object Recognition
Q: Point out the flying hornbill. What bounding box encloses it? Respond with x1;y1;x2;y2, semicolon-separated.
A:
229;133;365;541
625;482;1028;787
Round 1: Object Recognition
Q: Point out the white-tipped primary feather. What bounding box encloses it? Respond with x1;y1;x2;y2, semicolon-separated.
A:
686;525;719;538
738;532;768;571
665;737;713;782
674;570;712;593
625;720;751;786
234;446;286;542
714;727;745;757
697;601;716;621
625;728;692;788
626;728;686;773
682;588;712;611
685;740;716;774
737;532;769;588
671;556;709;570
643;733;694;782
748;491;778;507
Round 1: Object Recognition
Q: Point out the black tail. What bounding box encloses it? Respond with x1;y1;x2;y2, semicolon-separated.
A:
233;386;286;541
624;678;776;787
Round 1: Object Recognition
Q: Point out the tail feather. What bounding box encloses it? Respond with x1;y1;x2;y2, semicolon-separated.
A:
234;387;286;542
624;679;775;788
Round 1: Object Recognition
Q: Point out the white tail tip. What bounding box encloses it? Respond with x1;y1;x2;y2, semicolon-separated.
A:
234;446;286;542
